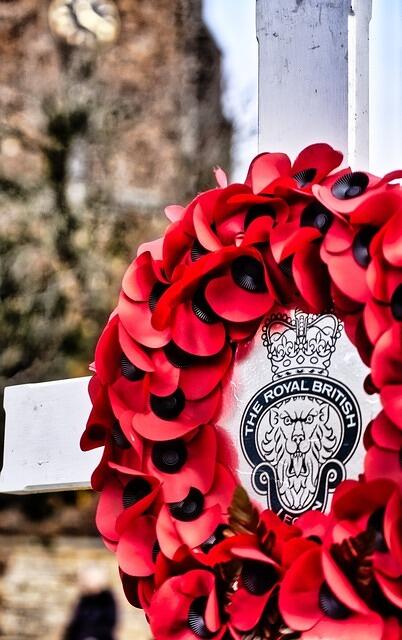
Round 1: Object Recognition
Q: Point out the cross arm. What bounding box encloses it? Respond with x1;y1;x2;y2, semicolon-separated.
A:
0;377;101;493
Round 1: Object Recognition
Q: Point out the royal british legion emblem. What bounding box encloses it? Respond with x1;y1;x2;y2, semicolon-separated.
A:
239;310;362;521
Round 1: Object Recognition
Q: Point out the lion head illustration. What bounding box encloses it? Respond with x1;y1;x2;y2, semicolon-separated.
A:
259;396;338;511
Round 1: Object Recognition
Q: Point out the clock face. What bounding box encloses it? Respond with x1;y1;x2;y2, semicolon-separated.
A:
219;309;380;523
48;0;120;47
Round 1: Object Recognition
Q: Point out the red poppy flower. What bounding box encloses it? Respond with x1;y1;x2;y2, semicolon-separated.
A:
268;218;330;312
81;375;115;450
275;144;344;198
195;509;313;633
91;314;152;420
156;464;236;559
152;343;232;400
120;570;157;614
95;464;160;547
80;374;145;491
279;547;384;639
313;169;402;216
148;569;234;640
373;489;402;610
205;251;274;323
162;189;224;277
317;208;381;304
371;325;402;389
132;385;221;441
118;251;171;349
342;310;373;367
365;273;402;346
153;245;237;328
365;413;402;486
343;192;402;342
246;143;342;196
143;424;218;503
229;549;281;632
116;514;158;577
153;245;273;347
296;509;333;545
331;479;402;611
331;478;396;535
170;297;226;357
213;185;289;247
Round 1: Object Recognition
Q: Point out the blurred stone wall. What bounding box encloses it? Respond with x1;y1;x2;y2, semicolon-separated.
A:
0;536;151;640
0;0;231;390
0;2;231;637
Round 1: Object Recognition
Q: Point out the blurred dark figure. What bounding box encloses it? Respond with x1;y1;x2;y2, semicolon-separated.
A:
63;566;118;640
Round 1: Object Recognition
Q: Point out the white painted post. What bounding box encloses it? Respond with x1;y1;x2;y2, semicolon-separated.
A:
256;0;371;167
1;0;373;494
0;377;100;493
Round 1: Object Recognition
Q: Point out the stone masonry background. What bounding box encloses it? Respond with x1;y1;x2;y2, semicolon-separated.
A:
0;1;231;637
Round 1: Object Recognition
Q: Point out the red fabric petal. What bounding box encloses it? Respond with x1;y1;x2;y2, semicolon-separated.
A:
122;251;165;302
214;166;228;188
279;547;323;631
322;550;369;614
367;257;402;303
205;274;272;322
162;221;193;278
381;384;402;429
383;211;402;267
325;252;369;303
95;315;120;384
371;412;402;450
322;218;354;255
363;298;393;345
165;204;185;222
365;445;402;485
375;571;402;609
270;221;320;263
193;202;223;251
230;588;270;632
174;504;222;549
108;376;147;418
172;301;226;357
215;210;245;245
247;152;291;194
132;388;221;441
227;318;260;342
204;463;237;512
95;476;122;541
350;190;402;228
117;515;156;576
292;143;343;182
179;346;232;401
145;425;217;502
118;322;154;372
149;351;180;397
137;238;163;260
293;241;331;312
302;613;383;640
372;326;402;388
118;293;171;348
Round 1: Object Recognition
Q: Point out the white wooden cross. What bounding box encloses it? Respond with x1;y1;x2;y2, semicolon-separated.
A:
0;0;372;494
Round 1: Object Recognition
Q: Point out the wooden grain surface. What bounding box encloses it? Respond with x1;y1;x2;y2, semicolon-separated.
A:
257;0;371;166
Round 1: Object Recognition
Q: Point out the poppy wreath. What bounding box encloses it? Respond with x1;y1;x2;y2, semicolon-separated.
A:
82;143;402;640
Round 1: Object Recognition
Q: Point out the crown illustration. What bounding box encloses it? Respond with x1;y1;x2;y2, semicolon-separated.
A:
261;310;342;380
